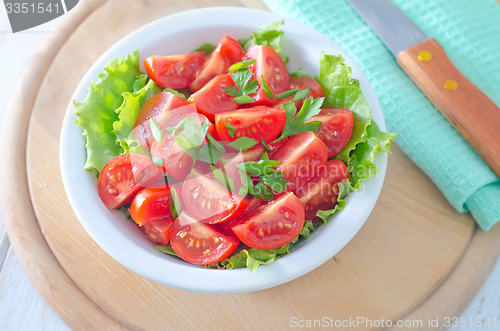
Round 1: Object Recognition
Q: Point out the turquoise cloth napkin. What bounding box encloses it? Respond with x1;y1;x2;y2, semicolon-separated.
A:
263;0;500;230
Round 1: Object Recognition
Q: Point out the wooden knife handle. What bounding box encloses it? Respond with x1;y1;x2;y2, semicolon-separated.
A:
396;38;500;178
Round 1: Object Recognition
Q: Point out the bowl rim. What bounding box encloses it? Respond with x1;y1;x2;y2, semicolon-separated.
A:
60;6;387;293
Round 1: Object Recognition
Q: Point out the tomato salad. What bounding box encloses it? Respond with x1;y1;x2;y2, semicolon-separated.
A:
74;21;394;270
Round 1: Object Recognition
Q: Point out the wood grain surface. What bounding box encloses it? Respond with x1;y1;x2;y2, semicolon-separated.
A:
397;38;500;178
1;0;499;330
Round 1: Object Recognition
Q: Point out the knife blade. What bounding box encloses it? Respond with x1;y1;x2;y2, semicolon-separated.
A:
347;0;500;178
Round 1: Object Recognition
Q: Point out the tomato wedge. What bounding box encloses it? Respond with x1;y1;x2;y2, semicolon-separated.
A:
144;52;205;89
97;154;164;209
130;187;172;226
242;45;289;105
215;106;286;143
297;160;350;220
170;213;239;265
270;131;328;194
231;192;304;249
182;169;248;224
133;102;195;148
189;35;243;92
188;74;239;121
141;217;174;246
307;107;354;158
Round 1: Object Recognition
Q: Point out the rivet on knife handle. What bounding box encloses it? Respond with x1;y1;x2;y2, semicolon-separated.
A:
397;38;500;178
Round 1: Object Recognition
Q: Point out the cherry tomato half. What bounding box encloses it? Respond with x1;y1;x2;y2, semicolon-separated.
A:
170;213;239;265
296;160;350;220
270;131;328;194
144;52;205;89
141;217;174;246
97;154;164;209
231;192;305;249
130;187;173;226
188;74;239;122
307;107;354;158
189;35;243;92
242;45;289;105
181;169;248;224
215;106;286;143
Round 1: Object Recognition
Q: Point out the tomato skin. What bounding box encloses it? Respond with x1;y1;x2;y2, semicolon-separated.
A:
242;45;289;105
170;213;240;265
98;154;164;209
130;187;173;226
296;160;350;221
141;217;173;246
270;131;328;194
215;106;286;143
189;35;243;92
231;192;305;249
188;74;239;122
181;170;248;224
308;107;354;158
144;52;205;89
133;102;195;148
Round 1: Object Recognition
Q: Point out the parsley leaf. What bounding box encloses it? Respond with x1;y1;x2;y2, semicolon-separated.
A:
274;97;324;143
293;88;310;102
228;136;258;151
224;68;258;105
235;153;288;200
224;122;236;138
166;118;209;165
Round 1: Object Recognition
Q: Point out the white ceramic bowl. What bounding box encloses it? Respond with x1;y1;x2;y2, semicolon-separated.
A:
60;7;387;293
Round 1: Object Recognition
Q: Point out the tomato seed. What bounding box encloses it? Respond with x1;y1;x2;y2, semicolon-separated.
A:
284;223;292;229
214;237;220;244
258;228;264;237
203;249;211;255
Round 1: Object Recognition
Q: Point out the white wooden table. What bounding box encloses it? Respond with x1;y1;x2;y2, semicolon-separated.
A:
0;8;499;331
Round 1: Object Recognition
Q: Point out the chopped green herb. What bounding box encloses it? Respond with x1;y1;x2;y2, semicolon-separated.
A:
233;95;256;105
261;138;271;152
212;165;235;191
228;59;256;72
261;75;274;99
151;155;164;166
293;88;310;102
149;117;162;144
274;97;324;143
228;136;258;151
169;187;181;219
224;122;236;138
275;89;300;99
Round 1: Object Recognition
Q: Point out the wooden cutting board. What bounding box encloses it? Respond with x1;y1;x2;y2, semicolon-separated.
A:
1;0;500;330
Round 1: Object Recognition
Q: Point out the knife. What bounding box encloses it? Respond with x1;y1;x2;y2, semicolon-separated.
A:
346;0;500;178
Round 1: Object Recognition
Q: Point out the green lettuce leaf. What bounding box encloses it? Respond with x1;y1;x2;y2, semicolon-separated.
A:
112;74;161;153
316;53;395;221
239;20;284;53
317;53;372;164
74;50;141;172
